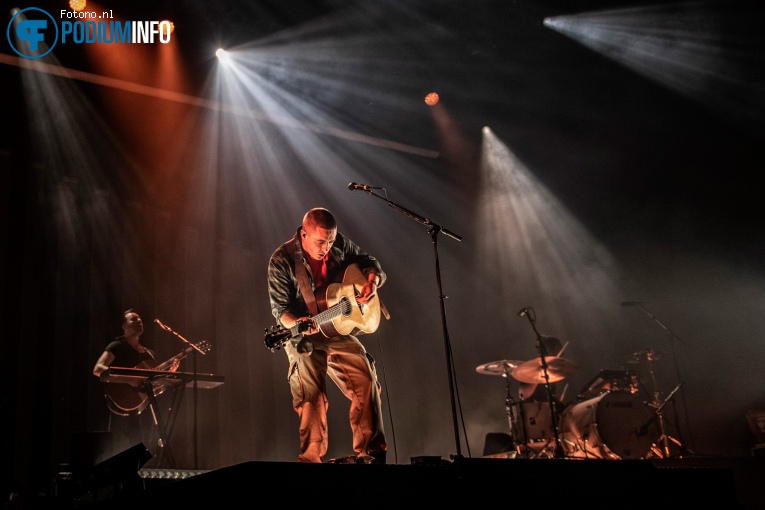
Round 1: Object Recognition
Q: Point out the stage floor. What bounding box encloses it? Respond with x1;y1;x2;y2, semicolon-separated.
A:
52;454;765;510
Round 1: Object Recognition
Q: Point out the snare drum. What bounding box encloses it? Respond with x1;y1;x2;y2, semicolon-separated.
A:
559;391;658;459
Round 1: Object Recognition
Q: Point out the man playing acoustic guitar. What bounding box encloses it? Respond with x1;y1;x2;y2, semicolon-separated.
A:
93;309;180;456
267;207;387;464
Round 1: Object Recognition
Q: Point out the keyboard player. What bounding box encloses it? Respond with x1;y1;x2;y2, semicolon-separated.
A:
92;309;180;459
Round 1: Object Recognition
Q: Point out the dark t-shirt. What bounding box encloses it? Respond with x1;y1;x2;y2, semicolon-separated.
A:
105;337;157;368
100;338;161;458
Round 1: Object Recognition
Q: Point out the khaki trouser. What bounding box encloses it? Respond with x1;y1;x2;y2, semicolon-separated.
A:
285;334;386;463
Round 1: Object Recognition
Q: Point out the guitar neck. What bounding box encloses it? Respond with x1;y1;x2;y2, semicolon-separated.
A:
290;298;350;336
154;353;185;371
265;264;380;350
154;344;205;371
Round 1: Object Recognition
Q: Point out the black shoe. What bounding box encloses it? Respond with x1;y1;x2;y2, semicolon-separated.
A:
367;450;386;465
327;455;358;464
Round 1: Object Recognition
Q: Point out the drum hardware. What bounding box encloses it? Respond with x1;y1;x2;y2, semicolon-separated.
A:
627;349;684;458
511;400;563;458
626;348;667;364
622;301;694;457
511;356;579;384
560;430;602;459
639;382;683;459
517;308;575;459
476;352;573;459
475;360;525;377
577;368;639;400
476;359;528;457
559;391;659;459
511;355;576;458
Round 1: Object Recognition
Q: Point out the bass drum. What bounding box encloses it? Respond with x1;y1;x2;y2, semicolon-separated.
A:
559;391;658;459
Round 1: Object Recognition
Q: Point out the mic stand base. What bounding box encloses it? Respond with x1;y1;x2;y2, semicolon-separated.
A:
643;383;685;459
646;435;684;459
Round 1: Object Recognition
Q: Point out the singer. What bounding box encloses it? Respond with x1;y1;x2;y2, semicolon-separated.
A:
92;308;181;460
267;207;388;465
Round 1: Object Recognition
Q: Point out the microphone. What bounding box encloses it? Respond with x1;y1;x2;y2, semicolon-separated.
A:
154;318;170;331
348;182;370;191
621;301;642;307
517;307;530;317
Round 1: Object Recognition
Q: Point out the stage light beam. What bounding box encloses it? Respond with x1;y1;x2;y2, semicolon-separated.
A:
543;2;764;125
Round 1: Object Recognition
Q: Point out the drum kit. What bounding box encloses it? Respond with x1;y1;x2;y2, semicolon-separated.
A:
476;348;677;460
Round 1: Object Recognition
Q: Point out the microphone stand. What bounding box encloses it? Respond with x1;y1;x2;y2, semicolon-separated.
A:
519;308;564;459
351;186;464;457
627;302;693;456
156;321;208;469
636;383;682;450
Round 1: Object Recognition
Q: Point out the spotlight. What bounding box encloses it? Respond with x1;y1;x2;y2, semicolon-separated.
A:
69;0;86;11
161;20;174;36
424;92;440;106
216;48;231;63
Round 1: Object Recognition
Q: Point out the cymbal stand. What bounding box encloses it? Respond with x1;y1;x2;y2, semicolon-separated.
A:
519;307;564;459
655;384;683;457
638;382;683;458
644;353;680;458
624;301;693;455
502;366;531;458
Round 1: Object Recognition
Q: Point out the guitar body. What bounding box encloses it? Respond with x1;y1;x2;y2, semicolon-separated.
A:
103;359;156;415
315;263;381;338
104;382;151;415
263;264;384;351
103;341;211;416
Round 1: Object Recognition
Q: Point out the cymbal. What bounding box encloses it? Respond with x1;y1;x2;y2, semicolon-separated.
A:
511;356;579;384
626;349;668;364
476;359;525;376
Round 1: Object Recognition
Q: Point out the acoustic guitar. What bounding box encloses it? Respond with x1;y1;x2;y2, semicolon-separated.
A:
103;341;211;416
264;263;382;351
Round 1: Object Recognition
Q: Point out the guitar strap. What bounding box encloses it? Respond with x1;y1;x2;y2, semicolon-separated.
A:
286;234;319;317
284;234;319;354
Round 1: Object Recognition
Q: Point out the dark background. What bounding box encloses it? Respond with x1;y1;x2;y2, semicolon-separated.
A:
2;0;765;503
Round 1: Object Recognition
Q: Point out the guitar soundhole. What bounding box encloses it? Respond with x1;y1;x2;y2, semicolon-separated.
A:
339;296;352;317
